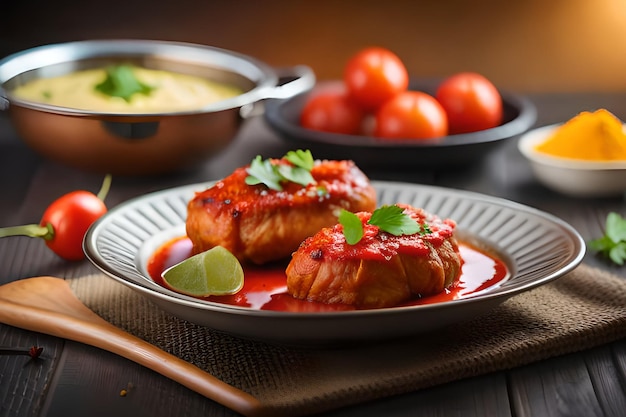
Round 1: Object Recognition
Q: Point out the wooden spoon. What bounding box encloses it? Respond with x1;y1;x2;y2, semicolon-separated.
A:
0;276;269;417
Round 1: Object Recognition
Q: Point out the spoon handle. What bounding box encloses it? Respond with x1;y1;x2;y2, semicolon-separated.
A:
0;277;268;417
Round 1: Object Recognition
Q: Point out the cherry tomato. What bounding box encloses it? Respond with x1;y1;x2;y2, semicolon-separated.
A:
0;175;111;261
375;91;448;139
300;89;365;135
435;72;503;134
39;190;108;260
344;47;409;111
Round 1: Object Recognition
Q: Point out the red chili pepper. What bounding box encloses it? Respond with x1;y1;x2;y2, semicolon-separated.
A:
0;175;112;261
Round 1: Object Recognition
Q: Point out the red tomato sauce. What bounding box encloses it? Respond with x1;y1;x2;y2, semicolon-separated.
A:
296;207;456;262
147;236;508;312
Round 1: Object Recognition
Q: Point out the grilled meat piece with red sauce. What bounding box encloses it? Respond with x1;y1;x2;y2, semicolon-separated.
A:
186;158;376;265
286;204;462;308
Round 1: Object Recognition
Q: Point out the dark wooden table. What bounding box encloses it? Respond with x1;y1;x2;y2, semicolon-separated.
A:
1;93;626;417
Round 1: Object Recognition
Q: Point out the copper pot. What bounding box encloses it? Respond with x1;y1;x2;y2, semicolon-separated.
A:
0;39;315;175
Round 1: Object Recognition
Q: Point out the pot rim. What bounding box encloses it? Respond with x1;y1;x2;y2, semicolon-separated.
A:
0;39;298;117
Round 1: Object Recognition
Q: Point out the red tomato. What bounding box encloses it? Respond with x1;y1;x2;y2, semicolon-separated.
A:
40;190;108;260
300;89;365;135
0;175;111;261
344;47;409;111
435;72;503;134
375;91;448;139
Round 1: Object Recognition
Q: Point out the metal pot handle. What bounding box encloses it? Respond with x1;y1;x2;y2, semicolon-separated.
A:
266;65;316;100
239;65;315;119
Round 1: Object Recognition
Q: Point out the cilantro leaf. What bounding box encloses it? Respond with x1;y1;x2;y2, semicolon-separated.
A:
588;235;614;253
340;205;424;245
339;209;364;245
589;212;626;265
245;156;283;191
95;64;154;102
609;242;626;265
284;149;314;171
605;212;626;243
368;205;421;236
245;150;316;191
277;165;314;187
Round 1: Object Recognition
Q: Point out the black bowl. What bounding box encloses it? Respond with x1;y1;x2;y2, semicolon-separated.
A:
264;79;537;170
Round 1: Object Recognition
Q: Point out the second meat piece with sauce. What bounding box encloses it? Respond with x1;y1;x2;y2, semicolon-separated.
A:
286;204;462;308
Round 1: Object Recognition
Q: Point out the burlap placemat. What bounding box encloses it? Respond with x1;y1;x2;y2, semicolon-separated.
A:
69;263;626;416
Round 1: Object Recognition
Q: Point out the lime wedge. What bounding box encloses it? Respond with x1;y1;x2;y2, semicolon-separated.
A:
162;246;244;296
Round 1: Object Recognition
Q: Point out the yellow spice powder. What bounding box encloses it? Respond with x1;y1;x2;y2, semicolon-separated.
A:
535;109;626;161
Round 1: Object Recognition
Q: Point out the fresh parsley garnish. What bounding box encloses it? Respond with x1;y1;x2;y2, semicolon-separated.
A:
339;205;428;245
588;212;626;265
244;156;283;190
369;205;421;236
245;150;315;191
339;209;364;245
285;149;315;170
277;164;314;187
95;64;154;102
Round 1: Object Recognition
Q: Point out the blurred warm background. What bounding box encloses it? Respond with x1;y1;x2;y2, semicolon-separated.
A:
3;0;626;93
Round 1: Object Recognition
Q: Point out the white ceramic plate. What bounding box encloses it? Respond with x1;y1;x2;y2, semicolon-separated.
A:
84;181;585;344
518;124;626;197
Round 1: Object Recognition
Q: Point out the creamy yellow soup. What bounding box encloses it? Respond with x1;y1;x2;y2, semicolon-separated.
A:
12;66;243;113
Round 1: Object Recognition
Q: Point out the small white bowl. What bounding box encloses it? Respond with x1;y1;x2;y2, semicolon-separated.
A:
518;124;626;197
